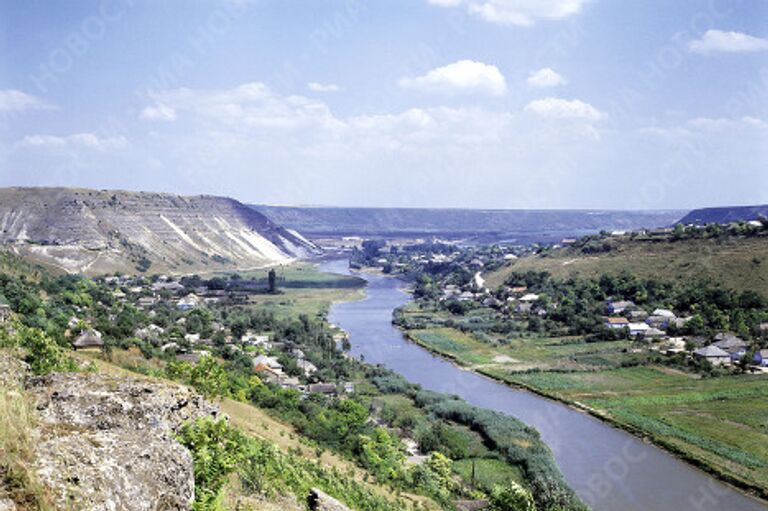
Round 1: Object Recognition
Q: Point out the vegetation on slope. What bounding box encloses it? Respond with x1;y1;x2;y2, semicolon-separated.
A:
485;229;768;296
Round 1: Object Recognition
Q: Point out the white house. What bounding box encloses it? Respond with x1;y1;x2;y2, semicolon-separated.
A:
693;345;731;366
628;323;650;336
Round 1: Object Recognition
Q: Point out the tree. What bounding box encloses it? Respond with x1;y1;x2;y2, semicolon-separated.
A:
267;268;277;294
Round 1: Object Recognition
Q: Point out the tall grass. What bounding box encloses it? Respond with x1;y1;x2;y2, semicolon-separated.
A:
0;385;54;510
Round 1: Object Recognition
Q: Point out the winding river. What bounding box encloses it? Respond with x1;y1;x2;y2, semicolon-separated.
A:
321;259;767;511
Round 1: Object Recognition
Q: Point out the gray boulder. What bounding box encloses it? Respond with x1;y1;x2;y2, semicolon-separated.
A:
27;372;219;511
308;488;353;511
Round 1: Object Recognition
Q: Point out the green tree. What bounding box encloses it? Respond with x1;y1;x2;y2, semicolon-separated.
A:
267;268;277;294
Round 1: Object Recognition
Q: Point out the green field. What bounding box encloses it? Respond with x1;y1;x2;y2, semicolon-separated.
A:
406;326;632;372
237;263;366;319
403;325;768;497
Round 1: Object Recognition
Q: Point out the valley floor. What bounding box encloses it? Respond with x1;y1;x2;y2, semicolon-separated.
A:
397;314;768;501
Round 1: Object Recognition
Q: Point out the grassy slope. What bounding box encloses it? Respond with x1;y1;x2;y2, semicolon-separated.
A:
485;237;768;296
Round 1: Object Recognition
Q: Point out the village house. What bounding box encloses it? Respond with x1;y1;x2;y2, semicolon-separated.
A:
297;357;318;376
693;345;731;366
519;293;540;302
713;334;748;362
753;349;768;367
607;300;635;314
628;310;649;321
253;363;283;384
628;322;650;336
242;333;271;348
644;327;666;340
72;329;103;350
646;315;672;328
604;317;630;329
652;308;676;319
308;383;337;396
152;281;185;293
457;291;475;302
176;293;201;310
252;354;283;372
662;337;687;355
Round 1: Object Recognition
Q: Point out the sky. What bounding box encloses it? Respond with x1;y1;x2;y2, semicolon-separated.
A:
0;0;767;210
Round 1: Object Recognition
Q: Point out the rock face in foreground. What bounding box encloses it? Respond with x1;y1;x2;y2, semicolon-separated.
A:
0;187;320;275
308;488;353;511
27;372;219;511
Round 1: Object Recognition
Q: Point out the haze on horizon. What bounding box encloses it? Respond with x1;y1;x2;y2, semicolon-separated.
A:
1;0;766;211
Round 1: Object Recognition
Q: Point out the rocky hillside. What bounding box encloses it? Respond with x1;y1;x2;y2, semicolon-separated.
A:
678;204;768;225
0;355;355;511
0;354;218;511
0;188;319;275
252;205;684;243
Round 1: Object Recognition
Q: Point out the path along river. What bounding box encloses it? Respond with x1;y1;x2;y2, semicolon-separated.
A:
321;259;767;511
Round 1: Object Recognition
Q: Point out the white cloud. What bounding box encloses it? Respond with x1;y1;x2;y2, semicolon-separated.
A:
525;97;604;121
688;30;768;54
140;104;177;121
16;133;128;150
308;82;341;93
527;68;566;88
399;60;507;96
427;0;589;26
0;89;55;112
144;82;342;130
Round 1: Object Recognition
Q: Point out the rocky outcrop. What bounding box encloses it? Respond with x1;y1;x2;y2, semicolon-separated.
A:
0;353;28;388
0;187;320;275
26;372;219;511
307;488;353;511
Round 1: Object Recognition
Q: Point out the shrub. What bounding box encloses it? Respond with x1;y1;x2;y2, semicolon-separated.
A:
177;418;247;511
490;481;537;511
19;326;78;375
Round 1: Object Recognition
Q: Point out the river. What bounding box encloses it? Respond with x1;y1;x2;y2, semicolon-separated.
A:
321;259;767;511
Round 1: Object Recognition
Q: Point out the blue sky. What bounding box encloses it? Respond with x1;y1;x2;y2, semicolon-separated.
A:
1;0;766;209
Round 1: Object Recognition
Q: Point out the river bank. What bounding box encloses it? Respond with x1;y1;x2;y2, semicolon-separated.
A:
323;259;768;511
400;328;768;504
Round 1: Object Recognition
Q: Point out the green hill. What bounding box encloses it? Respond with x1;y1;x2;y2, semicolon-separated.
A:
485;235;768;296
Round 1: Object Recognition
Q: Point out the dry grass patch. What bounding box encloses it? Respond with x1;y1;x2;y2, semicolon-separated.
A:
0;384;55;510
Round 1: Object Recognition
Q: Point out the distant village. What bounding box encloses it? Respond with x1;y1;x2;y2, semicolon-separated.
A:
354;220;768;374
0;273;355;398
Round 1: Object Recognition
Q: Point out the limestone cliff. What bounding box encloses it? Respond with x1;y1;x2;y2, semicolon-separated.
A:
0;187;320;275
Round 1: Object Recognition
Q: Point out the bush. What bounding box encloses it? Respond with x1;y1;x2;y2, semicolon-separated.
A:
19;326;78;375
177;418;247;511
490;481;537;511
